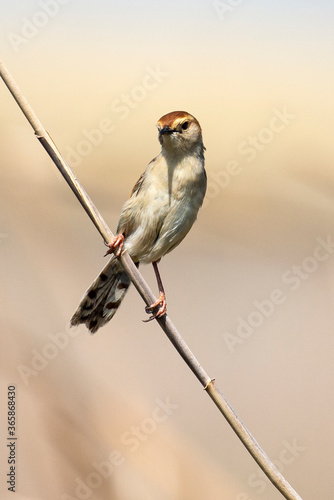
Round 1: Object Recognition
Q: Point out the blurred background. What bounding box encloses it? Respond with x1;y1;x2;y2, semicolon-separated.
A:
1;1;334;499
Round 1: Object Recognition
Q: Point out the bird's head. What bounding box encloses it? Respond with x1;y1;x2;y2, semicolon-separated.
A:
157;111;204;156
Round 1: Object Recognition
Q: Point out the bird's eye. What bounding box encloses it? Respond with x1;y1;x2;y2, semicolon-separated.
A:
181;121;189;130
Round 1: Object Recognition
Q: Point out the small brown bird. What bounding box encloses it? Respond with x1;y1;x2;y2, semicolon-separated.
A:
71;111;207;333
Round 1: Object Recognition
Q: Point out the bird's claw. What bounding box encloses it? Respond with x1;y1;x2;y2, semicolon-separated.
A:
104;234;125;257
143;292;167;322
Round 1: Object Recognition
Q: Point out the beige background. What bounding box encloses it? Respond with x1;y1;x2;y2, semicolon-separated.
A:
1;2;334;499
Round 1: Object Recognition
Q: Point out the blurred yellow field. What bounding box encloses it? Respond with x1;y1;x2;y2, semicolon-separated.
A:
1;2;334;499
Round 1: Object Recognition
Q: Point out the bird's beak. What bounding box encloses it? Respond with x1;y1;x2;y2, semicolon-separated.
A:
159;125;174;136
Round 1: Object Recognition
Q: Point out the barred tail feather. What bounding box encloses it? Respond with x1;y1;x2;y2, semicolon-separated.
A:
71;257;132;333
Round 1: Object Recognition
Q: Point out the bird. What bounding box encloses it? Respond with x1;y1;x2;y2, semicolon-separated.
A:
70;111;207;333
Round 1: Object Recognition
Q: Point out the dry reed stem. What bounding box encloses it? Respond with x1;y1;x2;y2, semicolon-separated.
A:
0;58;303;500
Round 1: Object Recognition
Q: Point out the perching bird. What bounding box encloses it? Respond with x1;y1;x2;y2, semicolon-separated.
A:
71;111;207;333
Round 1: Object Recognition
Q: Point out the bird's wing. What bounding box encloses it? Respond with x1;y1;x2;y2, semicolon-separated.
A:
129;172;145;197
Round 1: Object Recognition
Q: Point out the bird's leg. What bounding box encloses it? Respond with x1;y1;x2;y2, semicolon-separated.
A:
144;261;167;322
104;234;125;257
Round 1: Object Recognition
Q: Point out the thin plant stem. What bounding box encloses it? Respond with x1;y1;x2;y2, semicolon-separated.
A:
0;59;303;500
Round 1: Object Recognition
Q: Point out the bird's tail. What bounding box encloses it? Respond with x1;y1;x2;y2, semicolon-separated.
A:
70;257;132;333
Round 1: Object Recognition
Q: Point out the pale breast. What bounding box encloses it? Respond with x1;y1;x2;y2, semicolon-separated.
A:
118;153;206;263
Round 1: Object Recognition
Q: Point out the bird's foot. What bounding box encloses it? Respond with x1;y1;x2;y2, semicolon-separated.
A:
104;234;125;257
143;292;167;322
